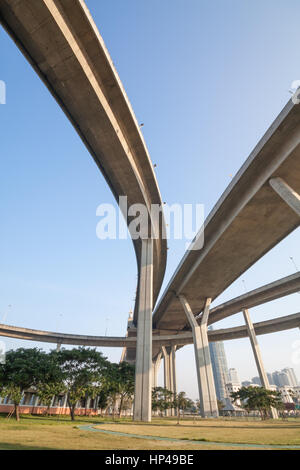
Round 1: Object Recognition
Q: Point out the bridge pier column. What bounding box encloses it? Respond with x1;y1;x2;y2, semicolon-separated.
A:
133;239;153;422
179;295;218;418
243;309;278;419
152;351;162;389
152;363;156;389
171;345;177;395
162;345;177;416
170;345;177;416
162;346;171;416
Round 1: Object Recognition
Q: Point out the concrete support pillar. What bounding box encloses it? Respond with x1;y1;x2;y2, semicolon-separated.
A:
152;351;162;389
269;177;300;217
162;346;170;390
120;347;126;363
171;345;177;398
169;345;177;416
162;346;170;416
179;295;219;418
162;345;177;416
152;363;156;388
243;309;278;419
162;346;177;394
133;239;153;422
56;343;61;352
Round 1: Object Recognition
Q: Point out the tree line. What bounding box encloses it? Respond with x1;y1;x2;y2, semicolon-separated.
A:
1;347;285;422
0;347;135;421
0;347;196;422
230;386;285;419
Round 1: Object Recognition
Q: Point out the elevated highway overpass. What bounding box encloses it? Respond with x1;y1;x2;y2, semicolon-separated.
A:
0;311;299;347
123;272;300;362
149;98;300;415
0;0;167;421
0;0;167;313
153;99;300;334
206;272;300;325
1;0;300;421
148;98;300;413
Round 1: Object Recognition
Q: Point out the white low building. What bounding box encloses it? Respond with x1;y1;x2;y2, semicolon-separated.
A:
278;386;295;404
225;382;242;408
292;386;300;401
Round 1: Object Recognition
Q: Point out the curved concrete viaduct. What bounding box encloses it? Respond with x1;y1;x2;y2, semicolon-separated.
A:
1;0;300;421
206;271;300;326
134;272;300;356
153;99;300;333
0;0;167;313
0;311;299;347
0;0;168;421
122;271;300;365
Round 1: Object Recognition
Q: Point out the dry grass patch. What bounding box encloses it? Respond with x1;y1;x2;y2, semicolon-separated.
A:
0;415;248;450
97;417;300;446
0;415;299;449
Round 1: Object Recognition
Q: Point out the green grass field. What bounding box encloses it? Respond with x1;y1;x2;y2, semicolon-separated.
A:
0;414;300;450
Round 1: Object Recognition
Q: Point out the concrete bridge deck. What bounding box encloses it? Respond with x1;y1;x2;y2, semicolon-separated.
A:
0;311;299;347
206;271;300;326
0;0;167;317
153;100;300;332
122;272;300;360
1;0;300;422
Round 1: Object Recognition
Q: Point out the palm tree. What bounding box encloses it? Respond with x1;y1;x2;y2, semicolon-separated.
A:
173;392;194;424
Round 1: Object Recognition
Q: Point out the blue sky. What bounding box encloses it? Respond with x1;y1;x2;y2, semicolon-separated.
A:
0;0;300;398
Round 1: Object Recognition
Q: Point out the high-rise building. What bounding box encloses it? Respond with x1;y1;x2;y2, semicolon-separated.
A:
241;381;260;388
279;372;290;387
241;381;252;387
208;327;230;403
251;376;262;386
267;373;275;385
282;368;298;387
228;368;240;385
272;371;290;387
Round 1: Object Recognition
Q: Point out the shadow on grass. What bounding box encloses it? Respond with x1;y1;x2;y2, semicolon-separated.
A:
1;414;300;431
0;442;57;450
128;421;300;431
0;414;107;426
